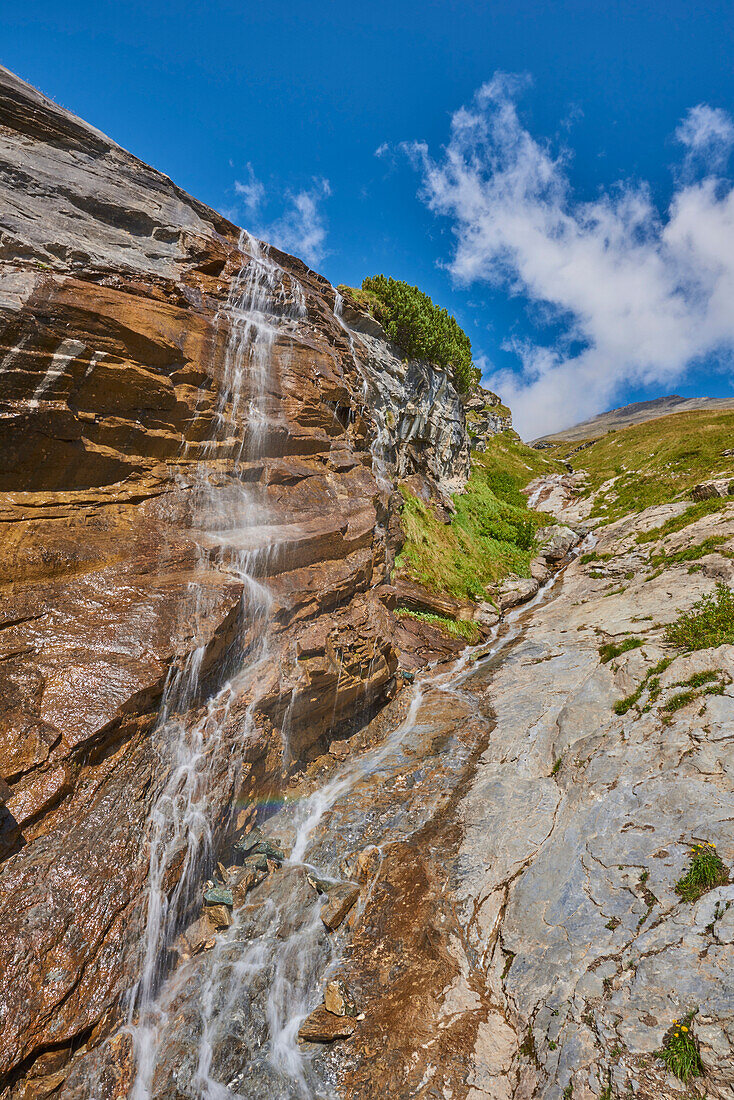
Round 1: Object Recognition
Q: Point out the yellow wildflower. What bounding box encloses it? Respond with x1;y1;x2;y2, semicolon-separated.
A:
681;1026;688;1032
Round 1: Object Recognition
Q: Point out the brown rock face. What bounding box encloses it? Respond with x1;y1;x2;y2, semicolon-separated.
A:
298;1006;358;1043
0;65;480;1094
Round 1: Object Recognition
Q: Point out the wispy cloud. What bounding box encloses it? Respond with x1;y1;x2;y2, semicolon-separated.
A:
232;170;331;267
234;163;265;213
406;75;734;438
676;104;734;172
266;178;331;267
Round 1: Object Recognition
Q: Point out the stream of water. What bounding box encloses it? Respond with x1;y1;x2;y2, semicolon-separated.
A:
116;268;579;1099
124;233;306;1099
116;534;578;1100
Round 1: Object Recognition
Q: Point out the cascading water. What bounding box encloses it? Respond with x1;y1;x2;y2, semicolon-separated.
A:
123;231;306;1099
103;265;576;1100
333;292;395;492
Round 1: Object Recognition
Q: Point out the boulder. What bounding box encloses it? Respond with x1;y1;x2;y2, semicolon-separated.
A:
324;979;359;1017
497;577;539;612
231;866;267;907
205;905;232;930
329;739;351;761
537;524;578;562
298;1005;357;1043
320;883;360;930
691;478;734;501
176;913;218;956
393;576;477;623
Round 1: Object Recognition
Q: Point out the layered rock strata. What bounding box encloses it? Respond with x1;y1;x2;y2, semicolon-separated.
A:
0;65;499;1094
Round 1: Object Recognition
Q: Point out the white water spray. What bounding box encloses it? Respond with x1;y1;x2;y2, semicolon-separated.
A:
125;231;306;1099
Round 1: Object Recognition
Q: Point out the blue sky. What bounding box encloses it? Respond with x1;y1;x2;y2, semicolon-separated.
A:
4;0;734;436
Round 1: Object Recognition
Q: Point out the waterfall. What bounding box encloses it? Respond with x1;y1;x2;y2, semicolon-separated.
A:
125;232;305;1099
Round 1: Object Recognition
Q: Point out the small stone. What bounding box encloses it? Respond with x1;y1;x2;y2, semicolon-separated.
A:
241;852;269;873
204;886;233;908
206;905;232;930
216;861;229;884
298;1005;357;1042
324;979;358;1017
234;833;286;863
320;883;360;930
232;829;263;856
254;838;286;862
329;739;351;760
231;866;265;906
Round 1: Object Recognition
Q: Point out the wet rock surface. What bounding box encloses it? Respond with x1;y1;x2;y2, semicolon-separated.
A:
0;65;501;1094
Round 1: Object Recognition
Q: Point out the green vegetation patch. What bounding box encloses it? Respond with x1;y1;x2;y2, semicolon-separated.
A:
665;582;734;651
645;535;729;570
613;657;672;716
599;637;643;663
396;435;561;601
675;842;728;903
395;608;482;644
662;689;699;714
657;1012;703;1081
636;498;731;544
545;409;734;524
354;274;477;393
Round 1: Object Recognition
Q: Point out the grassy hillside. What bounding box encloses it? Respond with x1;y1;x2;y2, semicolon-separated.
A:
396;433;563;601
546;408;734;524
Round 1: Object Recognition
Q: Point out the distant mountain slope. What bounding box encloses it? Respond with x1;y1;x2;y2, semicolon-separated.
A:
534;394;734;443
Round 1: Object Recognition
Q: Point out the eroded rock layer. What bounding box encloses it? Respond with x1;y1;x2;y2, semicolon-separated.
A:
0;66;488;1093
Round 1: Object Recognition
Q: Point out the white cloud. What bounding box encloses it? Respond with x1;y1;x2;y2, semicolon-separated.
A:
233;170;331;267
676;105;734;171
406;76;734;438
265;178;331;267
234;163;265;213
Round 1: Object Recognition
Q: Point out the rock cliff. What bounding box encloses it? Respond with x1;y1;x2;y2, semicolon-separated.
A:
0;65;504;1096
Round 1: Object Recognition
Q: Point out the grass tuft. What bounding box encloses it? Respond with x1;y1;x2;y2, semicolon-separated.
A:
675;843;728;903
657;1011;703;1081
599;637;643;663
662;689;698;714
395;608;482;643
613;657;672;716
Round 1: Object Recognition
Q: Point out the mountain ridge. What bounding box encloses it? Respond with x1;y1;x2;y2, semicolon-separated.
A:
534;393;734;444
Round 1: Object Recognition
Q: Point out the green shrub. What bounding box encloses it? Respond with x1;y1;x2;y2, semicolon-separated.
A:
359;274;476;392
657;1012;703;1081
337;284;390;326
675;842;728;902
665;582;734;651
